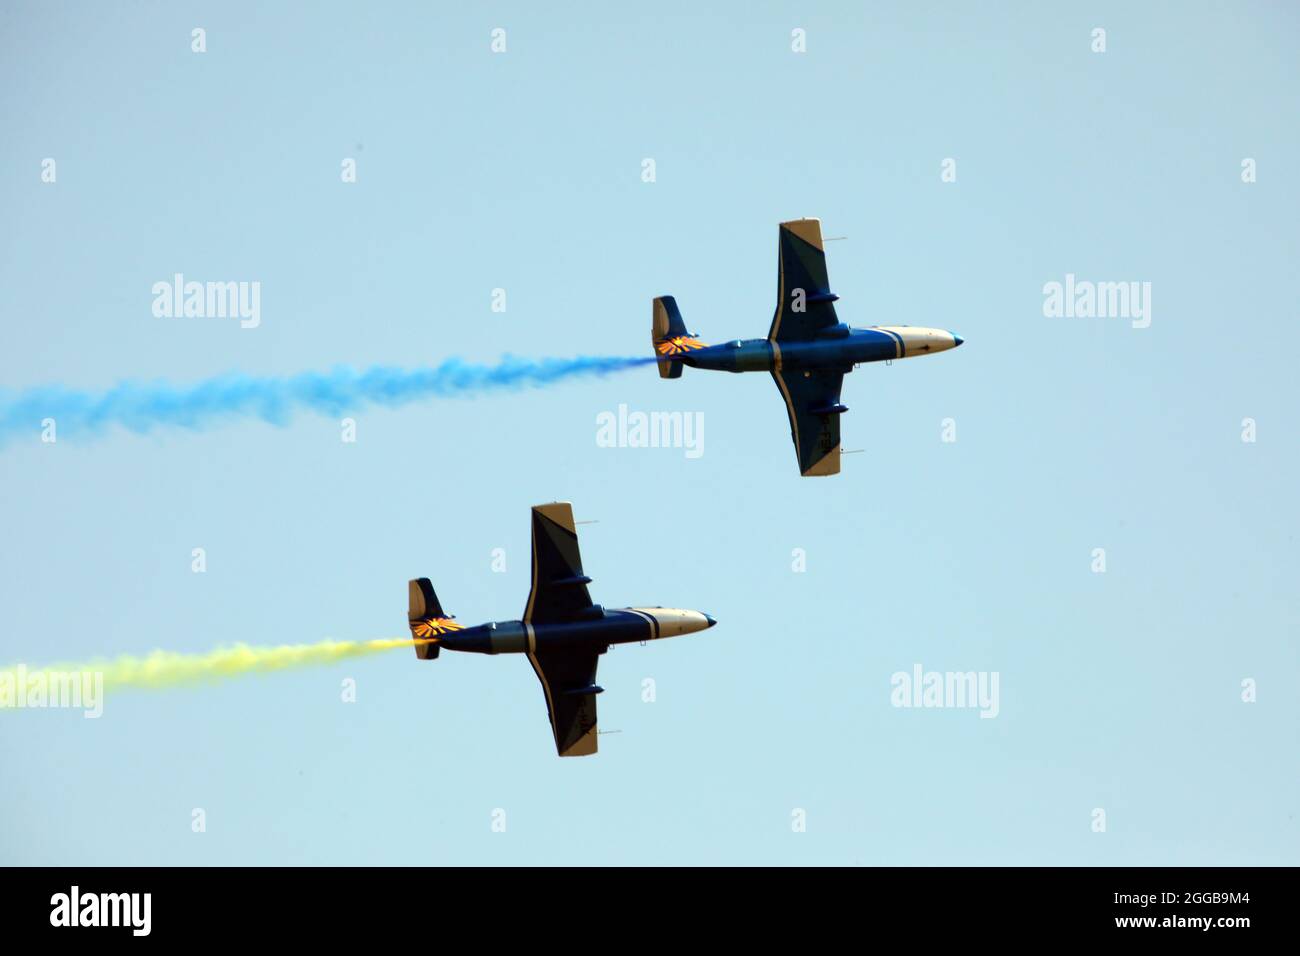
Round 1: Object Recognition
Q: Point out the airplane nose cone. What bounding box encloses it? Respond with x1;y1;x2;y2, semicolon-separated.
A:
952;333;964;347
629;608;715;638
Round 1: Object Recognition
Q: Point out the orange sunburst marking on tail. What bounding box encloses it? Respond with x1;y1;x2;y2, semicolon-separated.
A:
410;617;464;640
656;336;705;355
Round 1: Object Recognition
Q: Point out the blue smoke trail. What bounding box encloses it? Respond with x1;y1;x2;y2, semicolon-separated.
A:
0;355;656;445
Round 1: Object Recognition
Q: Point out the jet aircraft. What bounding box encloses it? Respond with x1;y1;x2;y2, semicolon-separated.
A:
652;218;964;476
408;502;715;756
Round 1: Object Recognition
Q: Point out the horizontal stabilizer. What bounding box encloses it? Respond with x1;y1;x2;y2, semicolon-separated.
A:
554;574;594;587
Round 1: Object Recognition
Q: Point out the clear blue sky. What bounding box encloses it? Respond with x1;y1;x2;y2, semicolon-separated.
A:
1;1;1296;865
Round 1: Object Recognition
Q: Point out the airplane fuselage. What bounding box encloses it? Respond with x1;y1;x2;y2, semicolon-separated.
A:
673;325;963;374
431;607;713;656
653;219;966;476
408;503;714;755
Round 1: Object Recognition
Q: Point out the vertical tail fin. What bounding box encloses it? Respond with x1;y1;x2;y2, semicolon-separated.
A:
652;295;704;379
407;578;447;660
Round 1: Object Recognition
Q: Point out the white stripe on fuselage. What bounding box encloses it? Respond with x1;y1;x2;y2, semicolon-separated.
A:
624;608;658;641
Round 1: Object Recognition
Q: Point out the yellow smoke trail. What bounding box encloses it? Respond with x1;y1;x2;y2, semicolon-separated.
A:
0;637;433;700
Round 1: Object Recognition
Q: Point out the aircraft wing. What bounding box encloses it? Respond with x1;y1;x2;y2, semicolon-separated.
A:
767;218;841;342
523;502;594;624
521;502;603;755
527;647;603;756
771;366;845;476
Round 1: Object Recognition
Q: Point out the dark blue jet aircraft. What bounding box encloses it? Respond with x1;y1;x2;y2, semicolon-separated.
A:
652;218;964;476
408;502;715;757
